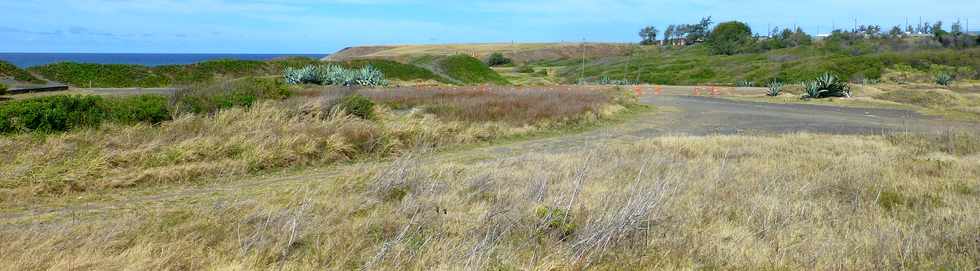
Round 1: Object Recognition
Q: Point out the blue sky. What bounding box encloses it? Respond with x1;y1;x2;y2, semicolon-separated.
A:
2;0;978;54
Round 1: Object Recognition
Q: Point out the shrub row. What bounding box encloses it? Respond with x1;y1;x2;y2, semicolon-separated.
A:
0;78;292;134
0;95;170;134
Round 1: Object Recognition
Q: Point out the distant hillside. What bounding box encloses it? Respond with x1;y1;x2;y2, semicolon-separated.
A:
324;43;634;63
28;57;321;88
0;60;46;85
559;45;980;85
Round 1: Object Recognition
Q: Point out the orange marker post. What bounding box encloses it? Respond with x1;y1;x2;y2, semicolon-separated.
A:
693;87;701;96
710;86;719;96
633;85;643;96
655;85;663;95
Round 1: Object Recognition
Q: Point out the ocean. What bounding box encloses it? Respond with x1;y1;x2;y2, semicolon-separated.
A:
0;53;327;68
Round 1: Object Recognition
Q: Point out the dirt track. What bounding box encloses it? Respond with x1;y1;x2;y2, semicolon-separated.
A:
2;90;977;223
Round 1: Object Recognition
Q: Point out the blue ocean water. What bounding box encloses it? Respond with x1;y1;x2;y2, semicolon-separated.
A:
0;53;326;68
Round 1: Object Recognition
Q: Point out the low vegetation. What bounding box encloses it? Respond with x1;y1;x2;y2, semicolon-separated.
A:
485;52;512;66
27;57;321;88
3;132;977;269
337;59;446;83
766;80;783;96
801;73;851;99
436;55;510;85
0;83;7;95
0;95;170;134
0;60;46;84
0;84;635;200
283;64;389;87
361;86;627;125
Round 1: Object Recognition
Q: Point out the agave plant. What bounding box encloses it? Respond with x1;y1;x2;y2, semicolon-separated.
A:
801;73;851;99
766;80;784;97
737;80;755;87
283;64;388;87
935;73;954;87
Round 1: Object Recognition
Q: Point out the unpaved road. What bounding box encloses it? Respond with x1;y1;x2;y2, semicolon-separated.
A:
2;92;977;223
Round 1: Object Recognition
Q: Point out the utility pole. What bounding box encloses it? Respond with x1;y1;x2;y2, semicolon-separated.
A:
579;38;586;84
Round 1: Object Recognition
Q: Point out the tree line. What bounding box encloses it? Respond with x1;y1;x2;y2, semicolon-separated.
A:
639;18;979;55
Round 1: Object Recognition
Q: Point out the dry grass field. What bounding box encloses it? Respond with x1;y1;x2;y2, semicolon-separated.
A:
1;83;979;270
324;43;634;64
1;132;977;270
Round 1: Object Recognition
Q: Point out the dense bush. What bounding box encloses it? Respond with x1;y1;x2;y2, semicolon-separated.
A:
338;94;375;119
707;21;754;55
0;83;7;95
516;65;535;73
485;52;512;67
0;94;170;134
171;77;291;115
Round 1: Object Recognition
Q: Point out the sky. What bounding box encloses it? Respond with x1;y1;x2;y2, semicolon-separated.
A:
1;0;978;54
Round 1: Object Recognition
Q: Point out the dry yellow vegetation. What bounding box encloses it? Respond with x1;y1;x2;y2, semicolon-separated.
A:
2;132;977;270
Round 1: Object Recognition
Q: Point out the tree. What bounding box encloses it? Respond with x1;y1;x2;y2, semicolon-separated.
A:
639;26;659;45
663;25;675;44
485;52;512;66
707;21;753;55
888;25;904;39
686;16;714;43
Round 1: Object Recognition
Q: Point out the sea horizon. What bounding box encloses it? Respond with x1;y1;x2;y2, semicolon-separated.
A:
0;52;327;68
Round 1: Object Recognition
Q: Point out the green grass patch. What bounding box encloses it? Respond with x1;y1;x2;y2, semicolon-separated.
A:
28;57;324;88
437;55;510;85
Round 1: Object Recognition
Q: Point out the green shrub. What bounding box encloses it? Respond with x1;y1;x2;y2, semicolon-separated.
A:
707;21;754;55
534;206;576;239
103;95;172;124
485;52;512;67
0;82;8;95
0;94;171;134
171;77;291;115
338;94;375;119
515;65;535;73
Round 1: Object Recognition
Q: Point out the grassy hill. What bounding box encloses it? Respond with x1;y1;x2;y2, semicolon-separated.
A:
0;60;46;84
325;43;634;64
555;44;980;85
409;54;510;85
26;55;509;87
28;57;321;88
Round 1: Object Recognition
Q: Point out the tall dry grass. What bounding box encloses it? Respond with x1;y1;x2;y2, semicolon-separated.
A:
2;133;977;269
361;86;624;125
0;87;631;202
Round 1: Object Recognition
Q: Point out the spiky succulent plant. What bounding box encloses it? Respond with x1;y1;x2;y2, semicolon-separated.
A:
801;73;851;99
283;64;388;87
766;80;784;97
935;73;954;87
